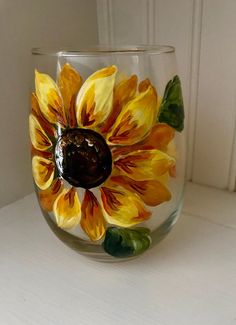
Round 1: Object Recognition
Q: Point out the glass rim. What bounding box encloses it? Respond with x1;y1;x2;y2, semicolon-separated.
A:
31;44;175;56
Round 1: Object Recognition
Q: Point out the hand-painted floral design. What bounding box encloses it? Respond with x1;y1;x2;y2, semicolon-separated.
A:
30;63;182;257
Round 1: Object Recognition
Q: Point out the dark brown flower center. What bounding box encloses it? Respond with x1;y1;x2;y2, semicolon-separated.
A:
55;128;112;189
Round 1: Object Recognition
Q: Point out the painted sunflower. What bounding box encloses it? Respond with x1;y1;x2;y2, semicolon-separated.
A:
29;63;176;246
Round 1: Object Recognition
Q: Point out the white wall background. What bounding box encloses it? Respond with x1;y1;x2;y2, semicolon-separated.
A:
0;0;98;207
97;0;236;192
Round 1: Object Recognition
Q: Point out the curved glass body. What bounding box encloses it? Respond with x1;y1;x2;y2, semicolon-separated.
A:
30;45;186;261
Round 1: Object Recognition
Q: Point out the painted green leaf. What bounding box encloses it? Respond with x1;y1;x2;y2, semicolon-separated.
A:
103;227;151;258
158;75;185;132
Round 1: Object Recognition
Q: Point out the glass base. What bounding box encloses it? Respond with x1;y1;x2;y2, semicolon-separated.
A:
42;204;182;263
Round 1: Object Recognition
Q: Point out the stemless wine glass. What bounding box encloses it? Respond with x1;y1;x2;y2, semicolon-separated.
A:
30;45;186;261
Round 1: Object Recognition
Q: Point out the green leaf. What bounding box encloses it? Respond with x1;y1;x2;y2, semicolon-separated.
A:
158;75;185;132
103;227;151;258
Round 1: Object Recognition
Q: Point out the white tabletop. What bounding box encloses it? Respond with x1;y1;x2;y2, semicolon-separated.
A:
0;182;236;325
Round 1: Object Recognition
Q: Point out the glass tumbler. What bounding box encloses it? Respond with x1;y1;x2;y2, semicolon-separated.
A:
30;46;186;261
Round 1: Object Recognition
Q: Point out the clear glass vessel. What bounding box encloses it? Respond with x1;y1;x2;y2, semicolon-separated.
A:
30;45;186;261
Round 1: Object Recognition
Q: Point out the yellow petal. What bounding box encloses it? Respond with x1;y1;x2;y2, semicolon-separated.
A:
81;190;106;241
107;85;158;145
114;149;175;181
35;70;66;126
101;185;151;227
39;178;63;212
111;175;171;207
32;156;55;190
29;114;52;151
101;75;137;133
53;187;81;229
76;65;117;127
58;63;82;127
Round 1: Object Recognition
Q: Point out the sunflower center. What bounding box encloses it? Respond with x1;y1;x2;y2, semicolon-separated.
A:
55;128;112;189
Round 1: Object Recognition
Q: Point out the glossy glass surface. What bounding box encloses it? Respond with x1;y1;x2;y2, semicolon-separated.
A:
30;46;186;261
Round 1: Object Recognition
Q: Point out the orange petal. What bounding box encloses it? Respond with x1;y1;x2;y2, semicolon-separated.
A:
100;185;151;227
76;66;117;127
32;156;55;190
31;92;41;116
138;78;151;93
39;178;63;211
166;140;177;177
80;190;106;241
35;70;66;126
68;97;78;128
107;84;158;146
53;187;81;229
157;96;162;112
112;123;175;158
141;123;175;150
31;93;56;137
101;75;137;133
169;165;176;177
111;175;171;206
114;149;175;181
29;114;52;151
166;140;177;158
58;63;82;127
31;146;53;160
